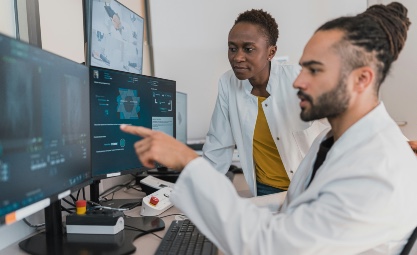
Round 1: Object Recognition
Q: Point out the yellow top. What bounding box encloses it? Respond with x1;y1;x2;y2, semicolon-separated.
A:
253;96;290;190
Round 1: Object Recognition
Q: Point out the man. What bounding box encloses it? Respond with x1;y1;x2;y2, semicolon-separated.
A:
121;2;417;254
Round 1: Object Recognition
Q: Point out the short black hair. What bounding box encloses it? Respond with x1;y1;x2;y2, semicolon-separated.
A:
234;9;279;46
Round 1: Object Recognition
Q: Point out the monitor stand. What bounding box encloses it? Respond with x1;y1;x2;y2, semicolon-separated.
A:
90;180;142;210
19;200;165;255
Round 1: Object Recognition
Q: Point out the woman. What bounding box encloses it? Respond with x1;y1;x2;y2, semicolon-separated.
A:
202;9;328;196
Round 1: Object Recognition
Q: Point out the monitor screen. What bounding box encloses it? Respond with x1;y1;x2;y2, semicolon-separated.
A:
90;66;176;178
85;0;144;74
176;92;187;144
0;34;91;225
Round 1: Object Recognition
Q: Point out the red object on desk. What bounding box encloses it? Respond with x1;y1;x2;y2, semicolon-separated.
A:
150;196;159;206
75;200;87;215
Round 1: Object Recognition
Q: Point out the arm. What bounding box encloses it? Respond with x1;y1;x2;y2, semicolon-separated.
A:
408;141;417;156
172;160;405;255
119;125;405;254
401;134;417;156
247;192;287;212
202;78;235;174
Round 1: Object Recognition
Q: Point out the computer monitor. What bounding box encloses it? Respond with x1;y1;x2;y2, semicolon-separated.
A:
84;0;144;74
176;91;187;144
0;33;91;251
89;66;176;202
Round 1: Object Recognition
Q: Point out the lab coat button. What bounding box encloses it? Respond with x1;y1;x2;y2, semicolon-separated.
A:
276;137;280;140
290;170;294;174
265;104;268;107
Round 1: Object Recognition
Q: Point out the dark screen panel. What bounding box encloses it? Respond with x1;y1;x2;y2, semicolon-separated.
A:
90;67;176;178
0;34;91;223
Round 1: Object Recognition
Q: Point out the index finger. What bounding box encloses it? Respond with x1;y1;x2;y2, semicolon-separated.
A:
120;124;153;138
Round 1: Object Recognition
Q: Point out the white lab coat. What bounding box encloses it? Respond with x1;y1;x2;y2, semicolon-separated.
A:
203;60;328;196
171;103;417;255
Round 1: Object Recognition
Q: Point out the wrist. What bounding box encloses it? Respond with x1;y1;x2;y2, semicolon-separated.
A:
181;151;199;170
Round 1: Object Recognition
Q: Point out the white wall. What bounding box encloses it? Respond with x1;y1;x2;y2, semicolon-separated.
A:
377;0;417;140
38;0;85;63
149;0;367;140
0;0;16;38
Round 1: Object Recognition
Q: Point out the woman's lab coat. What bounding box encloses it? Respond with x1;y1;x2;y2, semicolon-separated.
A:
171;103;417;255
203;60;328;196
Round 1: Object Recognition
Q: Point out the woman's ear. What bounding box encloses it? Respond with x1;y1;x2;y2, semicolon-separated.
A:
269;45;277;60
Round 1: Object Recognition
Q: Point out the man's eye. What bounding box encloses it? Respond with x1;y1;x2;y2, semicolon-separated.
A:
229;47;237;52
310;68;318;74
245;48;254;53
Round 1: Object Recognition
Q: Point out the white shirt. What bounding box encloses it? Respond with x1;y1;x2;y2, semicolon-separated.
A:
171;103;417;255
203;60;328;196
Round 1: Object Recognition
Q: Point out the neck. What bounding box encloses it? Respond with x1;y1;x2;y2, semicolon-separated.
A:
250;62;271;97
328;98;379;141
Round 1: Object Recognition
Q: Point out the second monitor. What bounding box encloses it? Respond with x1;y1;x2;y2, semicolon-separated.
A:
175;91;187;144
89;67;176;180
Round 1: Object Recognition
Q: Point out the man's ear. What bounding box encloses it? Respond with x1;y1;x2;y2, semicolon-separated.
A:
352;66;374;93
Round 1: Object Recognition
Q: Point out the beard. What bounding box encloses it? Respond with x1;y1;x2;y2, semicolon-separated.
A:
298;76;350;122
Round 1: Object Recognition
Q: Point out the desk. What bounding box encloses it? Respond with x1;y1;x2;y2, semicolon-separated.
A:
0;173;251;255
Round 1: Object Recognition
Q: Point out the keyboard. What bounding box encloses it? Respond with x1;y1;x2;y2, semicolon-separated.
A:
155;219;218;255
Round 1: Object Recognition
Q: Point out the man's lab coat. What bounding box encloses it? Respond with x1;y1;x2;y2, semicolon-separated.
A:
171;103;417;255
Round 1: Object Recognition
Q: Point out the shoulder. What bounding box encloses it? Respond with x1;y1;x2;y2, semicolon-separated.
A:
219;69;237;83
268;61;300;94
218;69;243;92
271;61;301;77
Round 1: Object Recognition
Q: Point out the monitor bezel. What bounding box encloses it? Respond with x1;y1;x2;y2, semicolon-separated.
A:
83;0;145;74
175;91;188;144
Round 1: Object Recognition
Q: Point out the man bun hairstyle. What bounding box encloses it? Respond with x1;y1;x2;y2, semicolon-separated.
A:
364;2;410;61
234;9;279;46
317;2;411;89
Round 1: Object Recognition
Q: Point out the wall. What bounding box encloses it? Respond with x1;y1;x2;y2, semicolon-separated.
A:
0;0;16;38
375;0;417;140
148;0;367;140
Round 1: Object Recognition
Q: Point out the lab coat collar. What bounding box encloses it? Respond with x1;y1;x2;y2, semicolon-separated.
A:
323;102;389;157
242;60;277;96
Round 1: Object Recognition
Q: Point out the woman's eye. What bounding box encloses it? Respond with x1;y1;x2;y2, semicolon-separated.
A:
229;47;237;52
245;48;253;52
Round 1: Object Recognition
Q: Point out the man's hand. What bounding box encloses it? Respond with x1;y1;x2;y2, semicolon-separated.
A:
409;141;417;156
120;124;199;171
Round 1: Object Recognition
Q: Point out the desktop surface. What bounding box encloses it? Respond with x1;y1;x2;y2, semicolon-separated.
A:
0;174;251;255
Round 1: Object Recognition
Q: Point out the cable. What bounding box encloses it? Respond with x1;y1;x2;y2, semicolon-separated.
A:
23;218;45;228
62;198;75;207
76;189;81;200
70;194;78;204
82;187;86;200
159;213;185;219
100;177;137;199
100;184;125;198
61;206;75;214
124;224;163;239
